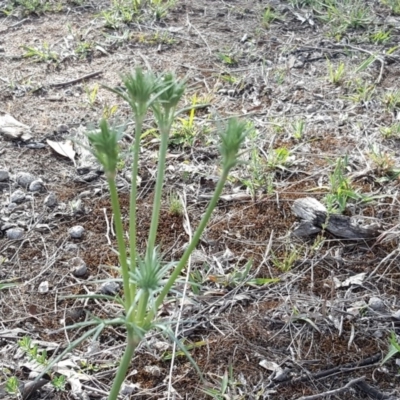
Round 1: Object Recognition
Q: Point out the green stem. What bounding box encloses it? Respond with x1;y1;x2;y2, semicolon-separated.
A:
128;115;144;305
108;328;140;400
144;168;229;326
108;178;132;308
146;121;172;257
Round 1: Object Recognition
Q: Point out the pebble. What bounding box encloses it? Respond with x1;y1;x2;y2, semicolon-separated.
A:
29;179;44;192
71;257;87;277
44;192;57;207
64;243;79;253
10;189;26;203
6;227;24;240
17;172;35;188
57;124;69;133
392;310;400;320
368;296;386;312
99;281;120;295
0;170;9;181
69;225;85;239
38;281;49;294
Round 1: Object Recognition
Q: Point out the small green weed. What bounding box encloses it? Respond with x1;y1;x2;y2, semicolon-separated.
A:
262;6;282;28
382;90;400;111
369;29;391;44
345;79;375;103
326;59;345;85
381;0;400;15
382;331;400;365
51;375;66;392
5;376;19;395
325;156;362;213
272;246;299;272
85;84;99;108
168;191;182;216
380;122;400;138
267;147;291;170
217;52;238;66
291;118;306;140
369;145;400;179
18;336;48;365
201;364;241;400
22;42;59;63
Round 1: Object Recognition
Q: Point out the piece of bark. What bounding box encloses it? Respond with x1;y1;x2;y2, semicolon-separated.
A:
292;198;381;240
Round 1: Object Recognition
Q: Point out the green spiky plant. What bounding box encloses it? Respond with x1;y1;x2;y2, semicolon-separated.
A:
33;68;248;400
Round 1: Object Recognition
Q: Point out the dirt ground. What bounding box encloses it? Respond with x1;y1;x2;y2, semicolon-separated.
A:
1;0;400;399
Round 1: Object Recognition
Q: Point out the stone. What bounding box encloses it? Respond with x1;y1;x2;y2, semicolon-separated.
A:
44;192;57;207
69;225;85;239
10;189;25;203
71;257;87;277
29;179;44;192
38;281;49;294
6;227;24;240
0;170;9;181
368;296;386;312
17;172;35;188
99;281;119;295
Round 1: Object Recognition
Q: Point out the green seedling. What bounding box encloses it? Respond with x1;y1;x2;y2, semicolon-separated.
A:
369;145;400;179
382;331;400;365
5;376;19;395
34;68;248;400
325;156;362;213
171;94;198;146
345;79;375;103
85;84;99;108
369;29;391;44
75;41;94;57
291;118;306;139
18;336;48;365
381;0;400;15
383;90;400;111
380;122;400;138
22;42;58;63
267;147;291;170
217;52;237;66
202;363;241;400
272;247;299;272
168;191;182;215
262;6;282;28
355;55;378;74
326;59;345;84
51;375;66;392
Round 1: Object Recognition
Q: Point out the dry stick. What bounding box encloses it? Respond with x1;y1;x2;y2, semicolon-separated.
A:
297;376;365;400
186;15;212;55
49;70;103;88
272;353;381;386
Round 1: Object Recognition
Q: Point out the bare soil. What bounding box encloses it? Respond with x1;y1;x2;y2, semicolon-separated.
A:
1;0;400;399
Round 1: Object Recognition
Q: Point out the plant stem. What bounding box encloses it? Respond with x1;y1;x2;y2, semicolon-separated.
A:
108;328;140;400
108;178;132;308
145;168;229;325
128;116;144;302
146;122;172;257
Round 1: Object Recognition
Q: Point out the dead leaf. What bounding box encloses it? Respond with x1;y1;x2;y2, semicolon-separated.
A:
47;139;76;166
0;113;32;141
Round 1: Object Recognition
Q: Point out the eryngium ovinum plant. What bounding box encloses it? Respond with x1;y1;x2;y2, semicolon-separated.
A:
37;68;248;400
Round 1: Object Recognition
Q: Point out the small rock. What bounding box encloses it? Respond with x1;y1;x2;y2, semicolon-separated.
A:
368;296;386;312
64;243;79;253
44;192;57;207
10;189;26;203
6;227;24;240
69;225;85;239
7;202;17;212
120;383;139;396
29;179;44;192
99;281;120;295
0;170;9;181
143;365;161;377
392;310;400;320
38;281;49;294
17;172;35;188
57;124;69;133
71;257;87;277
